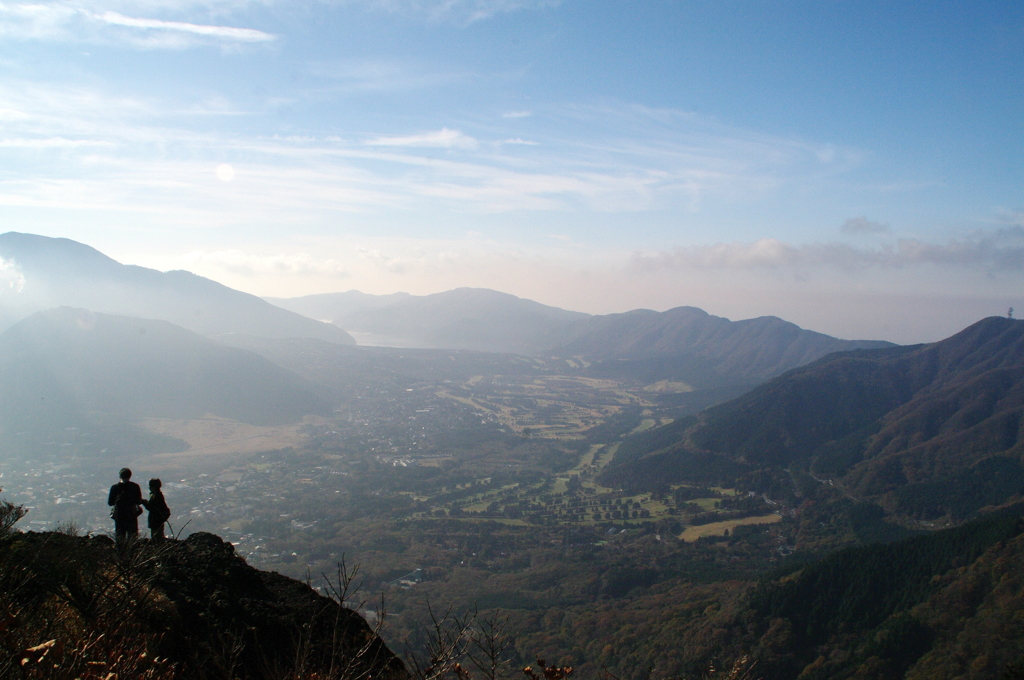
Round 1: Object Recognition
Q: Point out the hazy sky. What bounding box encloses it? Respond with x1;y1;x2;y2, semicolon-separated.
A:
0;0;1021;343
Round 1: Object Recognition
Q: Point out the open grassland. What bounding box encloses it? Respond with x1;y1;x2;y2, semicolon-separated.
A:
679;514;782;541
136;416;315;470
630;418;657;434
687;497;724;511
642;379;694;393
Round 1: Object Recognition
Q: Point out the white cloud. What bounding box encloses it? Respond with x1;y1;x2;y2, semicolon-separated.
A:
0;2;77;40
142;233;1020;346
630;228;1024;274
182;250;350;277
502;110;532;118
1000;209;1024;227
0;257;26;295
841;216;890;234
364;0;560;25
503;138;538;145
0;82;897;224
0;1;276;47
308;59;469;93
97;11;274;42
0;108;30;120
0;0;561;34
0;137;109;148
365;128;479;150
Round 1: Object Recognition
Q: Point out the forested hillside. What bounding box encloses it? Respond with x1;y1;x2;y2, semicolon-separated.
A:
603;317;1024;521
0;308;335;433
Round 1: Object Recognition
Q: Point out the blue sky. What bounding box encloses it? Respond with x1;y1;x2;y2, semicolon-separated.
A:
0;0;1021;343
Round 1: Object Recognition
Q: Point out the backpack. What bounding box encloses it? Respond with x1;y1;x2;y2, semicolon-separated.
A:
110;483;142;520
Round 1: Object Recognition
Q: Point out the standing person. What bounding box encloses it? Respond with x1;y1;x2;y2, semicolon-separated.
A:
108;468;143;541
141;478;171;542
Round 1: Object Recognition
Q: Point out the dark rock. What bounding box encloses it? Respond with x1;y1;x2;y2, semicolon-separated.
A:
0;531;406;680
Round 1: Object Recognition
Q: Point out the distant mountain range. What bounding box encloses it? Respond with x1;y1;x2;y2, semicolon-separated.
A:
550;305;894;384
270;288;893;393
0;232;354;344
603;316;1024;520
0;232;893;385
0;232;901;433
269;288;589;354
264;290;413;325
0;307;335;430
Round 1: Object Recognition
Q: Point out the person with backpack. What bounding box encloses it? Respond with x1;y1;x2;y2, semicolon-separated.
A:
107;467;143;541
141;478;171;541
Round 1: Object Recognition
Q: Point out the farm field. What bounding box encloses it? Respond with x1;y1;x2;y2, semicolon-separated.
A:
679;514;783;541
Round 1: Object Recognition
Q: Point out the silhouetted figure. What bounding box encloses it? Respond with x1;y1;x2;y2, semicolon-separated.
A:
141;478;171;542
108;467;143;541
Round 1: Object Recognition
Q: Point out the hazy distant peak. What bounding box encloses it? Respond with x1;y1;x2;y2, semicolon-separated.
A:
663;305;714;317
730;315;805;337
429;287;531;301
734;314;790;325
0;306;334;426
0;232;121;273
0;232;355;345
268;287;590;352
412;287;591;318
268;285;891;372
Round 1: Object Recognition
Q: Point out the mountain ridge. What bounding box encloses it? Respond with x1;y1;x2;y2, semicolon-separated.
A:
0;528;406;679
0;232;355;344
601;316;1024;520
269;289;894;391
0;307;336;430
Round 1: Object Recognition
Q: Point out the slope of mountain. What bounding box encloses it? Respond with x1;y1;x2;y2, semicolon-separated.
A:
265;289;413;324
0;232;354;344
322;287;591;353
0;307;335;428
570;503;1024;680
1;529;406;679
268;290;893;395
554;305;894;385
602;316;1024;519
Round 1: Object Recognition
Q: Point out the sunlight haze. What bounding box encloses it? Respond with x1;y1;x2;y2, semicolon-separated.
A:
0;0;1021;344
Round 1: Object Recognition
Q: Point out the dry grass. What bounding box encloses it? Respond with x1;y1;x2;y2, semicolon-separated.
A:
641;380;694;393
679;515;782;542
133;415;320;471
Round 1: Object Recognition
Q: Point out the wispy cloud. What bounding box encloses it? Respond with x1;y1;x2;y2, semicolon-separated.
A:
0;137;109;148
364;0;560;25
502;110;532;118
308;59;469;93
182;250;351;277
0;106;855;226
0;0;561;36
841;216;890;234
97;11;274;42
630;228;1024;274
365;128;479;150
0;82;884;223
0;257;26;295
0;2;77;41
999;209;1024;227
0;1;275;47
